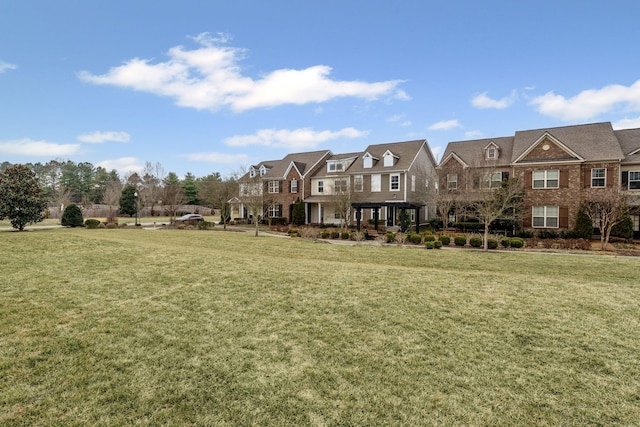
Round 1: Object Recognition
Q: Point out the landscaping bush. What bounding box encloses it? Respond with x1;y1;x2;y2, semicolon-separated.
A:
98;222;106;229
61;203;84;227
84;218;101;229
501;238;511;248
341;232;350;240
574;204;594;239
425;241;435;249
454;236;467;246
538;230;559;239
385;232;396;243
287;228;300;237
423;234;436;242
612;215;634;240
469;236;483;248
198;221;215;230
438;235;451;246
330;231;340;239
428;217;443;230
510;238;525;248
487;238;499;249
454;222;482;232
321;230;331;239
516;230;534;239
106;223;118;229
434;240;443;249
407;233;423;244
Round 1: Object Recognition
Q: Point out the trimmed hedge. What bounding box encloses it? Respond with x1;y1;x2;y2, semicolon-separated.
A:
438;235;451;246
454;236;467;246
469;237;483;248
84;218;101;229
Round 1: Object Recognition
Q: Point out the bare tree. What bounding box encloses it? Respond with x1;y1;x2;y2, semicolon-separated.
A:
472;176;524;251
239;173;265;237
199;174;238;229
163;172;184;221
435;190;457;231
583;193;630;251
328;177;358;230
141;161;165;216
103;180;123;219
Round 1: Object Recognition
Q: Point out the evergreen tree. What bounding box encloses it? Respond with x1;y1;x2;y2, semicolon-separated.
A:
0;164;48;231
292;198;306;226
119;184;138;217
574;203;594;239
61;203;84;227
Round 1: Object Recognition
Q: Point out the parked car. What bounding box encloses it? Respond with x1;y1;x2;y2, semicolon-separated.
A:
176;213;204;222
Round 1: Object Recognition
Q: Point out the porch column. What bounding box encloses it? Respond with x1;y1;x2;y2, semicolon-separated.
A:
373;208;379;231
355;207;362;231
415;207;420;233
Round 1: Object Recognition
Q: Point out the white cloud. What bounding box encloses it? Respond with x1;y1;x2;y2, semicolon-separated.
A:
386;114;405;122
464;130;483;139
182;152;250;163
613;117;640;130
400;121;412;127
0;138;80;156
78;33;406;113
224;127;368;150
77;131;131;143
96;157;143;176
0;61;17;73
471;90;517;109
428;119;461;131
531;80;640;121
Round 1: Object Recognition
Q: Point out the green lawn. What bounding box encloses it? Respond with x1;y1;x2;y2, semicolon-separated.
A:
1;228;639;426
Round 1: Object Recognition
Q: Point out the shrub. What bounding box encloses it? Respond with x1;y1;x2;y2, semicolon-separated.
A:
438;235;451;246
453;222;482;232
407;233;422;244
84;218;101;229
106;223;117;229
330;231;340;239
510;238;525;248
423;234;436;242
385;232;396;243
612;215;634;240
434;240;443;249
501;238;511;248
341;232;350;240
198;221;214;230
574;204;594;239
287;228;300;237
454;236;467;246
487;238;499;249
61;203;84;227
425;241;435;249
517;230;534;239
98;222;106;229
428;217;443;230
538;230;559;239
469;236;483;248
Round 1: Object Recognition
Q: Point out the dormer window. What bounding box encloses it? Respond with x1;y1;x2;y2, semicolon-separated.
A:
249;168;257;178
363;152;377;169
259;165;268;176
383;150;398;167
485;142;500;160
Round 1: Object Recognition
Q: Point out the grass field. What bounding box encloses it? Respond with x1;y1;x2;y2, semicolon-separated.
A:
1;228;639;425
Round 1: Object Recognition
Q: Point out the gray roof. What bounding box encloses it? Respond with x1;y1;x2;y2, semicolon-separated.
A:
512;122;624;162
262;150;331;179
349;140;428;173
440;122;629;168
440;136;514;168
616;128;640;164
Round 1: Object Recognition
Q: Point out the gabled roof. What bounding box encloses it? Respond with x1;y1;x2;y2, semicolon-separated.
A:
616;128;640;164
439;136;514;168
512;122;624;163
348;140;428;174
241;160;278;180
262;150;331;179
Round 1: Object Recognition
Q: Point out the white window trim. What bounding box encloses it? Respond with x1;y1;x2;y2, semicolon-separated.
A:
532;206;559;228
268;180;279;194
447;174;457;190
629;171;640;190
317;180;324;193
354;175;363;192
533;170;559;189
290;179;298;193
591;168;606;188
390;173;400;191
371;174;381;192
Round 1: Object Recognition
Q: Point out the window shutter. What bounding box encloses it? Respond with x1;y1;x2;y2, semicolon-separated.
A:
501;171;510;181
622;171;629;187
522;206;532;227
279;181;283;192
560;170;569;188
559;207;569;228
473;175;480;189
606;168;614;187
525;171;532;188
583;170;591;188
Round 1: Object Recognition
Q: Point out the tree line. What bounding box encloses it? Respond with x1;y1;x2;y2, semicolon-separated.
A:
0;160;239;229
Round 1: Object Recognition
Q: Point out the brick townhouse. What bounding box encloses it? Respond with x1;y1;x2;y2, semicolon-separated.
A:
438;122;640;236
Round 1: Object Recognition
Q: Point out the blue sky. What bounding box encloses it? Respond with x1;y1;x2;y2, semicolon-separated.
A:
2;1;640;179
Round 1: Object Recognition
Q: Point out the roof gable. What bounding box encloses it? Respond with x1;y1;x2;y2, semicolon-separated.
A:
513;132;583;164
438;152;469;169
